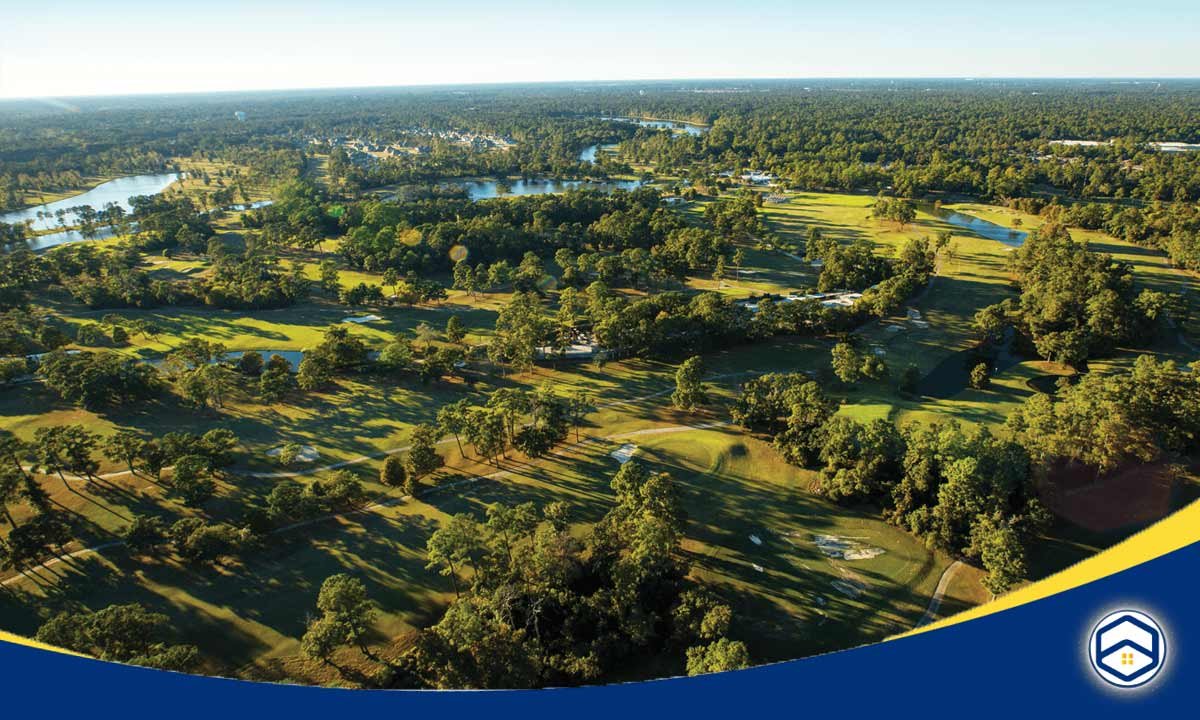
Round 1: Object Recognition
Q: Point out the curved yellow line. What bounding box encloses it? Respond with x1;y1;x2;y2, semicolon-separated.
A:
894;499;1200;639
0;629;86;656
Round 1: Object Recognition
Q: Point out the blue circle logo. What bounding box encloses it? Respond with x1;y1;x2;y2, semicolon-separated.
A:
1088;610;1166;688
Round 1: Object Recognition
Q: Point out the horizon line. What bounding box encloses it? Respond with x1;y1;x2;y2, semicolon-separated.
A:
4;75;1200;103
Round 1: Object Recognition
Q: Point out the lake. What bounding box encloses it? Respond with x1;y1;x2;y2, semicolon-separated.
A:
457;177;642;200
601;116;709;136
933;207;1028;246
578;142;620;164
0;172;183;232
11;198;273;253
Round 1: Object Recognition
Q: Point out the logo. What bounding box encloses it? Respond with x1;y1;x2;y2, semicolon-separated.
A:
1088;610;1166;688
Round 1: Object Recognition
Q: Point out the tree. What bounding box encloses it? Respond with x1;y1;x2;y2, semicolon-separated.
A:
671;356;707;411
406;423;444;479
425;514;482;598
466;409;507;464
236;351;264;376
972;514;1028;594
178;363;235;409
35;603;198;671
732;248;745;281
452;259;478;299
318;259;341;296
301;615;346;666
567;390;593;442
969;361;991;389
304;574;379;660
297;354;333;391
436;399;471;458
899;364;921;396
122;515;167;554
380;454;409;490
712;256;727;287
32;425;99;488
0;466;23;527
102;430;145;475
830;342;863;384
259;362;295;401
170;454;216;507
445;315;466;345
276;442;304;467
685;638;750;676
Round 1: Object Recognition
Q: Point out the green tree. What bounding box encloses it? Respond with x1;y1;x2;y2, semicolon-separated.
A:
685;638;750;676
830;342;863;384
406;423;444;479
671;355;707;411
969;361;991;389
445;315;466;345
436;399;471;458
425;514;482;598
102;430;145;476
380;454;408;489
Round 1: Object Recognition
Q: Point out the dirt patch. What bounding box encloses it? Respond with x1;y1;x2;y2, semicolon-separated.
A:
1039;460;1178;533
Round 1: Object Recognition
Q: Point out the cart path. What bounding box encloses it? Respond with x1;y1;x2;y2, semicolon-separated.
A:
916;560;964;627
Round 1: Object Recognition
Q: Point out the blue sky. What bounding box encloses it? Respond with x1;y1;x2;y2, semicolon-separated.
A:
1;0;1197;98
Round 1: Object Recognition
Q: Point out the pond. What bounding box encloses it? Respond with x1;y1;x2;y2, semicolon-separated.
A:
0;173;183;232
932;207;1028;246
456;177;642;200
145;349;306;372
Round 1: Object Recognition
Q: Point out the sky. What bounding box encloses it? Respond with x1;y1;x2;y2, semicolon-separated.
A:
2;0;1198;99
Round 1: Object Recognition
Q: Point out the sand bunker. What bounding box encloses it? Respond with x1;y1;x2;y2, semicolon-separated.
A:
266;445;320;463
343;314;383;324
813;535;885;561
831;579;865;598
610;443;638;464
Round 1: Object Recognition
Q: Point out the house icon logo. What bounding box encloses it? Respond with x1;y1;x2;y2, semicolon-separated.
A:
1088;610;1166;688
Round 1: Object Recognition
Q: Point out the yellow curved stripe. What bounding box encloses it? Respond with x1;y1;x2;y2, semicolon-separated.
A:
894;499;1200;639
0;628;85;656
